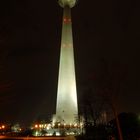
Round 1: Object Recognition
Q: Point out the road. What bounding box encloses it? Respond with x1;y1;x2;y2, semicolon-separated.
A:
0;136;76;140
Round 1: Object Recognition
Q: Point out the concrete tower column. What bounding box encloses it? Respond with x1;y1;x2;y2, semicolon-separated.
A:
55;0;78;124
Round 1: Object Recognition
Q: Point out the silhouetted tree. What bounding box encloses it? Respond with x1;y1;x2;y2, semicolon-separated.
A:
109;112;140;140
78;59;128;140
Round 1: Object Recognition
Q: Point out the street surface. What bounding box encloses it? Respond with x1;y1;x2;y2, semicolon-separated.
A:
0;136;76;140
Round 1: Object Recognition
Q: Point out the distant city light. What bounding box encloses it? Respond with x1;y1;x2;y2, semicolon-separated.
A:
35;124;38;128
2;125;5;129
56;132;61;136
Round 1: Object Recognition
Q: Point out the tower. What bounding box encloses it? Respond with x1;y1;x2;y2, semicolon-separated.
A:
55;0;78;124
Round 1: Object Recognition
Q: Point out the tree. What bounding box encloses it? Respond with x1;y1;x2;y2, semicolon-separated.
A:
109;112;140;140
78;58;128;140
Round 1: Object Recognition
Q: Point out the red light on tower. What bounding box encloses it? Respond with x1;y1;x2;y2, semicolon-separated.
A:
63;18;71;23
63;18;67;22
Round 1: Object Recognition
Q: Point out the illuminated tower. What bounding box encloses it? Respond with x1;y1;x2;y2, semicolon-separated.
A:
55;0;78;124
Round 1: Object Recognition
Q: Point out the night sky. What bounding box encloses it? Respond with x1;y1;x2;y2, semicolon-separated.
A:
0;0;140;125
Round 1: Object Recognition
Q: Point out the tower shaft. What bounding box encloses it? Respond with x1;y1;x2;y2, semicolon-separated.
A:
56;6;78;124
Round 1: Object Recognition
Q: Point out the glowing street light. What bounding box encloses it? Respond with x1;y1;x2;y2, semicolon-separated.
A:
2;125;5;129
35;124;38;128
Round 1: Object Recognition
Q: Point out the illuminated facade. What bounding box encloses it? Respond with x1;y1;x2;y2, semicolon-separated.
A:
55;0;78;124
